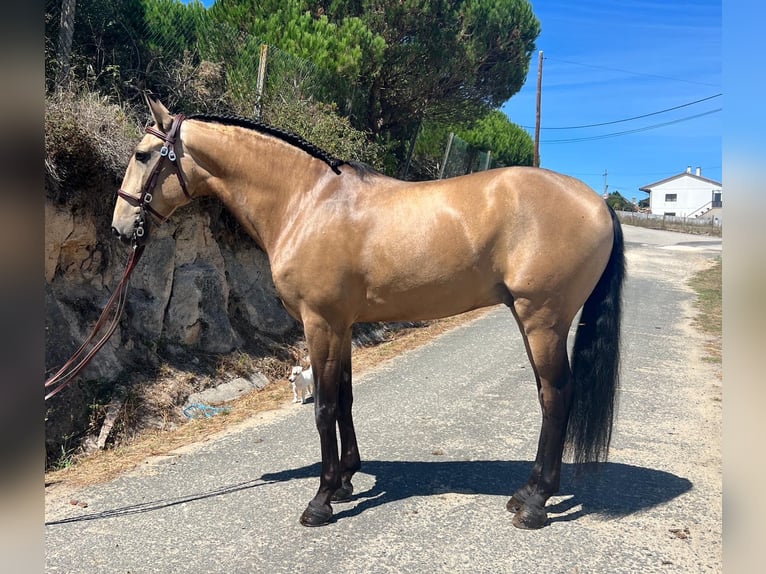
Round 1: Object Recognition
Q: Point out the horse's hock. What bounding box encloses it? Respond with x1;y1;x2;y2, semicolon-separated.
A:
44;198;297;463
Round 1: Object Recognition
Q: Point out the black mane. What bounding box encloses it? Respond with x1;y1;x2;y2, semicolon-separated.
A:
187;113;346;174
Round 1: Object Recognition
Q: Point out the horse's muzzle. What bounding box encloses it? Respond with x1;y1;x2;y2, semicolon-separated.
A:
111;226;135;245
111;215;147;246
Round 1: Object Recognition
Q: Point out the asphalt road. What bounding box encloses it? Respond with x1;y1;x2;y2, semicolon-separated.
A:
45;225;722;573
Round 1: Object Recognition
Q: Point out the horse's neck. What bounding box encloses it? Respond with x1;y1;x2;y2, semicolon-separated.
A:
187;122;324;253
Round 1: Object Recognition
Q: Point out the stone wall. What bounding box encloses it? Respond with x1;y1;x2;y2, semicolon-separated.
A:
44;199;299;463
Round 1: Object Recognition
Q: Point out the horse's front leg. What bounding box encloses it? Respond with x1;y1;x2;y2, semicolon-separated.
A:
333;329;360;503
299;318;346;527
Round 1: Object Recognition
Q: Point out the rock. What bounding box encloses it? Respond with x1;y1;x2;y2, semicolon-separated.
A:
45;198;294;464
184;374;270;407
222;244;297;337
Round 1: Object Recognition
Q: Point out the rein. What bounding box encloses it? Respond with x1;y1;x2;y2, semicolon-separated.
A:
45;116;188;401
44;245;145;400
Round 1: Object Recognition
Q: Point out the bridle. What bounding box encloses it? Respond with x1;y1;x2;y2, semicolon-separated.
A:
117;113;191;245
45;114;192;400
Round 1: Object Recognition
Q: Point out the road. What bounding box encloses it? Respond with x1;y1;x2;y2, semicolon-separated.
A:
45;225;722;573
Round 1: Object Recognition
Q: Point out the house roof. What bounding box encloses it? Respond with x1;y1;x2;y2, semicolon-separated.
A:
639;171;722;192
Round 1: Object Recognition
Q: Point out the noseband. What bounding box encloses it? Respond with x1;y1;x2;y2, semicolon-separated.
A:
117;114;191;244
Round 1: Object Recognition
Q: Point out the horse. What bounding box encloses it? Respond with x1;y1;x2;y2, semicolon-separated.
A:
111;94;624;529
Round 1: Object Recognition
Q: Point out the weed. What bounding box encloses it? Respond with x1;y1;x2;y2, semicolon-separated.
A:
688;257;722;363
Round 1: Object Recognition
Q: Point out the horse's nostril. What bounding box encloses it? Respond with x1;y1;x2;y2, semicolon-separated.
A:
111;227;122;238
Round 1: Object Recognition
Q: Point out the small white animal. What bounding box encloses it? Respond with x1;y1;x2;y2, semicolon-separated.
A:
289;365;314;404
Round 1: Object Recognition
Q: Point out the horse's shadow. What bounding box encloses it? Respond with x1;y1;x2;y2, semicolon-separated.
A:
46;459;691;526
262;459;692;524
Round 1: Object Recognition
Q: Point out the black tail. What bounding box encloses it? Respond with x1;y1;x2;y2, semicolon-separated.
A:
565;206;625;465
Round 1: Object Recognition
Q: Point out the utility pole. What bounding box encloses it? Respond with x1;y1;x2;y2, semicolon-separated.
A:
533;50;543;167
603;169;609;198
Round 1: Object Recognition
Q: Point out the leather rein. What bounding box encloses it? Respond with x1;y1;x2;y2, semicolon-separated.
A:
44;115;189;400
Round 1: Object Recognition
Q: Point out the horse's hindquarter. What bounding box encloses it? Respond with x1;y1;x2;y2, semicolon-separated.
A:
272;167;613;325
498;168;615;321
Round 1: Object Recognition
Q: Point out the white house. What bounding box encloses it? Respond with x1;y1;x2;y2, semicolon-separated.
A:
639;166;722;219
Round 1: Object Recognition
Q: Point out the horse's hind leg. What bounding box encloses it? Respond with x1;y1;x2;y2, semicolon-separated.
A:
507;304;573;529
333;329;360;502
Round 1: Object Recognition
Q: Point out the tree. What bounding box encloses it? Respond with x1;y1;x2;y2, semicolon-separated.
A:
314;1;540;149
206;1;384;85
54;0;77;89
45;0;540;175
458;110;533;167
606;191;637;212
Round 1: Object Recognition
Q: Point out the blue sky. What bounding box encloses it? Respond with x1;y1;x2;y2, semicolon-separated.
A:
501;0;721;201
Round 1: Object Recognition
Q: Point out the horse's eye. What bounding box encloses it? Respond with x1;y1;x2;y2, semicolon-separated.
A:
135;150;151;163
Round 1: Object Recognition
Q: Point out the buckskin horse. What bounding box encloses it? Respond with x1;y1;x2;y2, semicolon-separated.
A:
111;94;624;529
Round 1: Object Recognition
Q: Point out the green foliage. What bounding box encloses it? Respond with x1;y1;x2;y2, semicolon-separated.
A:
315;1;540;148
458;110;533;167
46;0;148;96
606;191;637;212
206;1;384;78
459;0;540;106
265;99;385;169
45;0;540;177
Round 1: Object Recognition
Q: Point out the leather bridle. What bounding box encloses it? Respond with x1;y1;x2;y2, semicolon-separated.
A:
45;115;193;400
117;114;191;245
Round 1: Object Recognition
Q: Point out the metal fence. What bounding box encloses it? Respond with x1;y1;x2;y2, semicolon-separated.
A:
438;132;503;179
616;210;722;235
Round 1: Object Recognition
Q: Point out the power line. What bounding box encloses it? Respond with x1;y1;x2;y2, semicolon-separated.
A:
544;56;720;87
523;93;721;130
542;108;721;143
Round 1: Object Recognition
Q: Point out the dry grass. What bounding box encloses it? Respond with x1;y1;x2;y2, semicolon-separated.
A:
688;257;722;363
45;89;140;209
45;308;491;490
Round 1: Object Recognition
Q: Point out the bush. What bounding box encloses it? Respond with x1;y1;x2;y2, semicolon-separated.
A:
45;89;141;216
265;97;384;169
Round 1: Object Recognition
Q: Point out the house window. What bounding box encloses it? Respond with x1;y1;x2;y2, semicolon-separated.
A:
665;212;676;217
665;193;677;202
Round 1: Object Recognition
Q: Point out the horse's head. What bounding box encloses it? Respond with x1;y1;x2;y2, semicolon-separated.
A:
111;93;194;245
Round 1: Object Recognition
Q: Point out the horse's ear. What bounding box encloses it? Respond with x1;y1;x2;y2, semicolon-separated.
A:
144;91;174;133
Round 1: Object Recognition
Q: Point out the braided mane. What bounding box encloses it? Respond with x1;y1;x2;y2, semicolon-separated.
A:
187;113;346;174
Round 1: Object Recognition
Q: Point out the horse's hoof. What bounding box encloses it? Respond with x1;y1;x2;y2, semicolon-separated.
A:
299;502;333;527
331;482;354;503
511;505;548;529
506;495;525;514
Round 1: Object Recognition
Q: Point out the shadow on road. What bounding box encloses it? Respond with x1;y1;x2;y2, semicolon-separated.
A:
46;459;690;527
263;459;692;524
